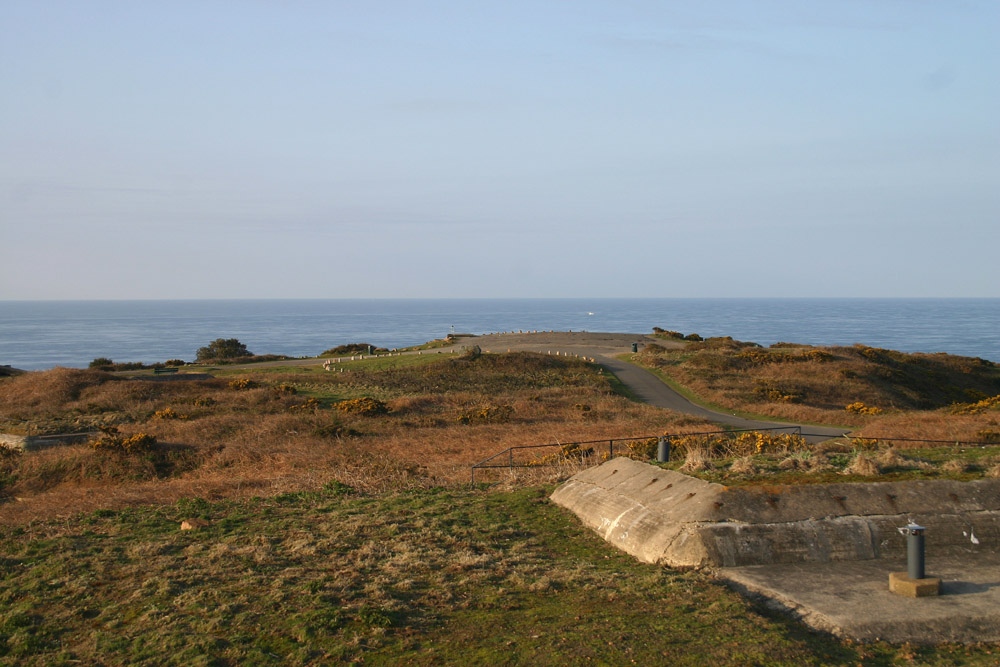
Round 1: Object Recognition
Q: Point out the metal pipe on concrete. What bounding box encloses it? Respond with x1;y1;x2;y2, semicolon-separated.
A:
906;523;926;580
657;437;670;462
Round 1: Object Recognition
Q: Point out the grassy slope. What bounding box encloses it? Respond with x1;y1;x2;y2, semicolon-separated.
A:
635;337;1000;439
3;485;996;665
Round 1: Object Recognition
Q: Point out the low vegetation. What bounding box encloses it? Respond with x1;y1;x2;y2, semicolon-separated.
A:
649;433;1000;486
2;485;997;665
633;335;1000;441
3;336;1000;661
0;352;694;522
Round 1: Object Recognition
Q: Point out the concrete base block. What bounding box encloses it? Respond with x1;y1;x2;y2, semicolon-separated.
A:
889;571;941;597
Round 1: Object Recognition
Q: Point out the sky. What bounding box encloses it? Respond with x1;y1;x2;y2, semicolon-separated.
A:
1;1;998;299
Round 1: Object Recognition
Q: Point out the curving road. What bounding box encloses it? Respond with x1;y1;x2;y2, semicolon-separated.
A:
471;331;851;443
197;330;850;442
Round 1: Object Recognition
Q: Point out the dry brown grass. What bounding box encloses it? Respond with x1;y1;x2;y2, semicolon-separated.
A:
0;354;690;524
843;453;881;477
679;448;713;473
636;341;1000;436
728;455;759;476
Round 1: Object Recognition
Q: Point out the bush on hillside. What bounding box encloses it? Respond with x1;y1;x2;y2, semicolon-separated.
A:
196;338;253;362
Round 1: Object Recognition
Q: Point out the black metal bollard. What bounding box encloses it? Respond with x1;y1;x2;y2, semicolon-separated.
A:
657;437;670;463
905;523;926;579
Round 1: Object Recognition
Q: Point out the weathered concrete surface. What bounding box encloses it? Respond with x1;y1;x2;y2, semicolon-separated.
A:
719;554;1000;644
0;431;94;452
550;458;1000;568
552;458;1000;643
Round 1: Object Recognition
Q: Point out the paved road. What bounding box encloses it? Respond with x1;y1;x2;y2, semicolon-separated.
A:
189;331;851;442
472;331;851;442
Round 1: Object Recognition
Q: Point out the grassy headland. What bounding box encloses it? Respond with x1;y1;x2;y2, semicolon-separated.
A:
2;336;1000;661
3;485;998;665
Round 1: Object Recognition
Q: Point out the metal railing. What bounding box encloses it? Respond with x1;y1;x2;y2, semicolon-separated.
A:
470;426;804;483
468;428;1000;483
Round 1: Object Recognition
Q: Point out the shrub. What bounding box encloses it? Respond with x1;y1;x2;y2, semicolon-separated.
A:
845;402;883;416
455;404;512;424
529;442;594;466
975;429;1000;443
196;338;252;362
805;349;834;362
90;426;157;453
652;328;685;339
949;395;1000;415
228;378;260;391
754;382;803;403
683;333;704;342
850;437;880;451
289;397;322;412
625;438;658;460
89;357;115;370
153;408;187;420
336;397;389;416
732;431;808;456
164;359;186;367
312;422;358;438
272;384;297;396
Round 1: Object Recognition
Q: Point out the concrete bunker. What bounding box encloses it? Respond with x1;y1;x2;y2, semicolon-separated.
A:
550;458;1000;569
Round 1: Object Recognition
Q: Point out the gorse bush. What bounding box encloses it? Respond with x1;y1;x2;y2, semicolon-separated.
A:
626;437;659;460
153;408;187;420
335;397;389;416
289;397;322;412
755;382;804;403
736;349;833;366
975;429;1000;443
228;378;260;391
845;402;884;416
949;394;1000;415
456;404;513;425
90;426;157;453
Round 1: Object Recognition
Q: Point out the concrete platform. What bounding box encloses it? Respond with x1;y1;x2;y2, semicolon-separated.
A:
551;459;1000;643
719;552;1000;644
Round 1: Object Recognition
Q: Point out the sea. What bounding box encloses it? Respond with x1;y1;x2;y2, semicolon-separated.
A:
1;298;998;371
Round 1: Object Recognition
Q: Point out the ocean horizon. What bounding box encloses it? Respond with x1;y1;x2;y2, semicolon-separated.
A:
2;297;999;371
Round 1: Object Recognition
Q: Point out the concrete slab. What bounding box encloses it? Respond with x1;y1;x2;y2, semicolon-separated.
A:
718;552;1000;644
551;458;1000;568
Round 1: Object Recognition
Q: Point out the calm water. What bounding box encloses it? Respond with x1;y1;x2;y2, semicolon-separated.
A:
1;298;998;370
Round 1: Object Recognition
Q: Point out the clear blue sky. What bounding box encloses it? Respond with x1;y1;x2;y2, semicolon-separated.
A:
2;1;997;299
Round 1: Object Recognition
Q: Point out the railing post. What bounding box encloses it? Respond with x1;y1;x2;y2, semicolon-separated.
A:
509;448;513;474
609;440;614;459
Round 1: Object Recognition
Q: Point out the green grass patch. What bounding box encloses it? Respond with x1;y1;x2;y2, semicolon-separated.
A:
1;486;997;664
